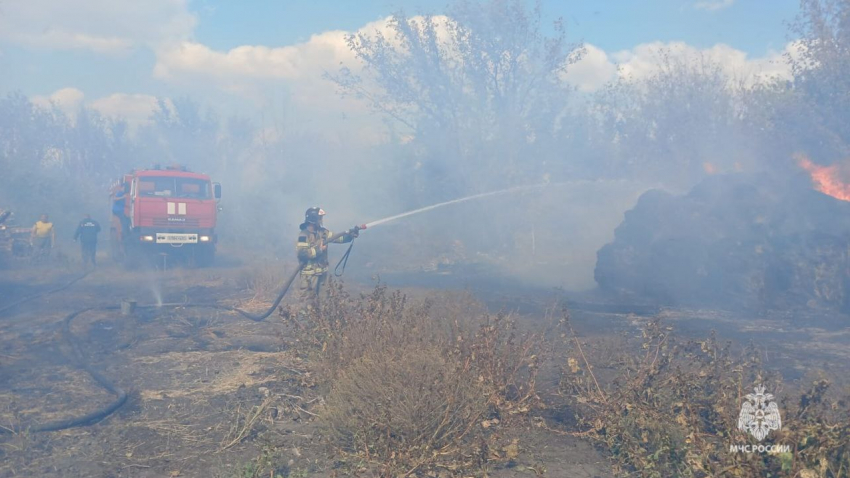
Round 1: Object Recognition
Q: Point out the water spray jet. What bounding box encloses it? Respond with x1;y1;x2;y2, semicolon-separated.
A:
362;183;553;229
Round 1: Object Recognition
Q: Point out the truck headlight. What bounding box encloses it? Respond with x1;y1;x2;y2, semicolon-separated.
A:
141;235;154;242
199;235;210;242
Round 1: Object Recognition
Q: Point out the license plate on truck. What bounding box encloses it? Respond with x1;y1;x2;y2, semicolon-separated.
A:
156;233;198;244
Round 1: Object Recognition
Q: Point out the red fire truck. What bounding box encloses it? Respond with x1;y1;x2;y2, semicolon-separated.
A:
110;165;221;267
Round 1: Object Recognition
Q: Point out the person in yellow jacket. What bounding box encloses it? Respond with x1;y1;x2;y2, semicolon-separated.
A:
31;213;55;260
295;207;358;303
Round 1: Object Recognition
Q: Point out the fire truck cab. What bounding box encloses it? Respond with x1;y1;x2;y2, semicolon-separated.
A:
110;165;221;267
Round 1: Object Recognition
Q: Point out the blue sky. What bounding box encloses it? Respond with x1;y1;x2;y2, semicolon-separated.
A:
192;0;799;53
0;0;802;131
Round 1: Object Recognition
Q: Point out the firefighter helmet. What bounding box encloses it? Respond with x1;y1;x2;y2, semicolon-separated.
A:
304;207;326;225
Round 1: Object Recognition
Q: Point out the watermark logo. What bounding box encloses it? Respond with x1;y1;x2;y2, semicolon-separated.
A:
729;443;791;454
737;385;782;442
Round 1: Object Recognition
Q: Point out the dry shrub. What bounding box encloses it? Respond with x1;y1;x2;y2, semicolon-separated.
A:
282;281;546;477
785;379;850;478
559;316;850;478
323;346;487;475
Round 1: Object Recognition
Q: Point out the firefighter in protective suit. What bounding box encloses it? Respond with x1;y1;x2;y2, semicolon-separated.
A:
296;207;358;302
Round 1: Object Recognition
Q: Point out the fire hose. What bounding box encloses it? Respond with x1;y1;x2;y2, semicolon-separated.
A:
0;270;92;317
333;225;365;277
0;270;299;435
0;225;365;434
1;183;582;433
234;225;365;321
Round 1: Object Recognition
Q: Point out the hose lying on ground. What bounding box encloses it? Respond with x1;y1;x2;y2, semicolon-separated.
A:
228;267;301;321
0;270;91;317
0;266;304;434
25;307;128;432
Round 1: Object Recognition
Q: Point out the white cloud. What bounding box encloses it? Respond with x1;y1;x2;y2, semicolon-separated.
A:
562;41;793;92
88;93;162;128
694;0;735;11
157;15;480;146
152;16;398;83
616;42;791;83
31;35;797;138
0;0;195;54
148;15;794;139
32;87;86;116
31;88;163;130
154;39;334;81
562;44;617;92
151;17;404;141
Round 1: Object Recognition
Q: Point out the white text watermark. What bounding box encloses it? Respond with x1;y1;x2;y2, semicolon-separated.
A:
729;444;791;454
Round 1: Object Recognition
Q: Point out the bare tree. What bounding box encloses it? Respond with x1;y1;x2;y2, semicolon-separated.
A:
593;50;766;189
330;0;583;201
0;92;133;229
787;0;850;160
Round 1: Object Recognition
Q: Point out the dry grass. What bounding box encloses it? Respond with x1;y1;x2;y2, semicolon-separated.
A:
0;364;114;426
238;263;289;305
281;281;549;477
558;315;850;478
133;350;300;400
220;396;275;451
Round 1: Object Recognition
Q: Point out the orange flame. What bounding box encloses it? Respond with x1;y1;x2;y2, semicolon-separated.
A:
796;154;850;202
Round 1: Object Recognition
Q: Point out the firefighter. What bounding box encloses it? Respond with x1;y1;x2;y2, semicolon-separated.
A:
295;207;358;304
30;213;55;261
113;183;130;237
74;214;101;268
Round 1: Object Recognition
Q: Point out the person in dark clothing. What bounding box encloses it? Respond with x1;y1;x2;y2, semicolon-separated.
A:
113;183;130;237
74;214;101;268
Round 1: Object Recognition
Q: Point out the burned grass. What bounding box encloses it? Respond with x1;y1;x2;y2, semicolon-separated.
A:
4;263;847;477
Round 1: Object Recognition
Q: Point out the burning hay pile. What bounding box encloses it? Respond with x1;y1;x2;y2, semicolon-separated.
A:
595;172;850;313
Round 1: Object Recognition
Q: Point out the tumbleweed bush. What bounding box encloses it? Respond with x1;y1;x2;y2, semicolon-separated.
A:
282;281;547;477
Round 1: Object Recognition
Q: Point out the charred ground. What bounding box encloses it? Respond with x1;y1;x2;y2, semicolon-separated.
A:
0;259;609;477
1;250;848;477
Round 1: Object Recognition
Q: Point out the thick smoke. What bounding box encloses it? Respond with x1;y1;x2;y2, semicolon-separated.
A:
2;0;848;298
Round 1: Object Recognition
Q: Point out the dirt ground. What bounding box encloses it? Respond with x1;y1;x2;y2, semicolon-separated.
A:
1;253;848;478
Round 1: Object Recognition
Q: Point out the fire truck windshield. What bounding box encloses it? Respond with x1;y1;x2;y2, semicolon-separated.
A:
138;177;211;199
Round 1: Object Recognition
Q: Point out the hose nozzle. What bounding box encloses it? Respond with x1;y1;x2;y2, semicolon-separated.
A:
349;224;366;237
